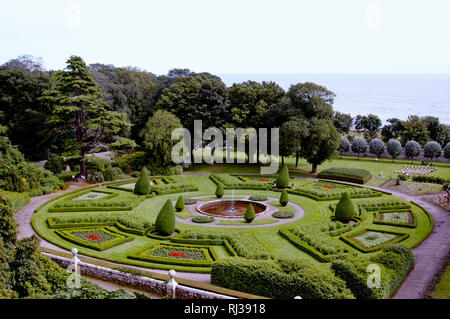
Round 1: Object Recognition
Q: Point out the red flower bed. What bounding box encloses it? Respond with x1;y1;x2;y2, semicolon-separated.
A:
322;186;335;189
86;234;101;240
168;251;185;258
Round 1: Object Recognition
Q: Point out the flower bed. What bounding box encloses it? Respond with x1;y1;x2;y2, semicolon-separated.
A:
209;174;269;190
373;211;416;228
289;182;381;201
71;191;110;201
340;228;409;253
55;227;133;251
128;243;217;267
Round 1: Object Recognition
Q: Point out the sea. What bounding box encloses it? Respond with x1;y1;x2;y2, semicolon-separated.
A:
218;74;450;125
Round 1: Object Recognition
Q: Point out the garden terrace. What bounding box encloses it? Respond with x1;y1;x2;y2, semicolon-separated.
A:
30;174;435;296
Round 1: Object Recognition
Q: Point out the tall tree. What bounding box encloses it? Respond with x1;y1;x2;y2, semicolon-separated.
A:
40;56;133;177
380;118;404;143
287;82;335;120
279;118;308;166
300;118;340;173
354;114;382;142
400;115;429;146
333;112;353;133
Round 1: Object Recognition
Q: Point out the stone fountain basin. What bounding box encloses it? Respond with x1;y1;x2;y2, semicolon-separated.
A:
196;199;267;218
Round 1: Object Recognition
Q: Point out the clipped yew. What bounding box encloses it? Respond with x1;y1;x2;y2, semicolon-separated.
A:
175;195;185;212
244;203;255;223
276;165;289;189
279;190;289;206
134;168;150;195
334;192;355;223
155;199;176;236
215;183;224;198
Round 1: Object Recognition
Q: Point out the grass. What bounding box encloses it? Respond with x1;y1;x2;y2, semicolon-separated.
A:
216;218;278;226
433;264;450;299
31;174;434;273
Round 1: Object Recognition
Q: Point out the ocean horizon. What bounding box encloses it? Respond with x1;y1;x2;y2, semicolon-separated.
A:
218;73;450;125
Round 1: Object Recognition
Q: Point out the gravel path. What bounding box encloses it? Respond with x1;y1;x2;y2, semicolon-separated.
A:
14;175;450;298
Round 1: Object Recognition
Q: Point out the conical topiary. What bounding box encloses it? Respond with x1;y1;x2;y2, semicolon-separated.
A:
175;195;185;212
244;203;255;223
279;190;289;206
155;199;176;236
334;192;356;223
134;168;150;195
276;165;289;189
215;183;224;198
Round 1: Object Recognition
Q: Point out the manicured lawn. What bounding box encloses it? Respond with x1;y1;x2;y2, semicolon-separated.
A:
31;174;434;274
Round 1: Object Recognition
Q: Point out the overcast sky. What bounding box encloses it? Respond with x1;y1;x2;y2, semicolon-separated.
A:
1;0;449;74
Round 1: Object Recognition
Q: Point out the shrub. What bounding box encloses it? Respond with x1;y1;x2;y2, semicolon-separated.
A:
146;164;183;176
444;142;450;159
351;137;367;159
248;195;267;201
387;139;402;162
405;140;421;163
244;203;255;223
215;183;224;198
155;199;176;236
184;198;198;205
276;165;289;188
335;192;355;222
317;167;371;184
113;151;147;172
133;168;150;195
44;156;65;174
192;216;214;223
424;141;442;164
279;190;289;206
331;244;414;299
2;191;31;212
369;139;385;159
272;211;294;219
397;173;408;181
411;175;448;184
211;257;355;299
175;195;185;212
103;166;123;181
338;136;350;157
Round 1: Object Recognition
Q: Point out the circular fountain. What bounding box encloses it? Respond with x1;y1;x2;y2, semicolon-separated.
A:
197;200;267;218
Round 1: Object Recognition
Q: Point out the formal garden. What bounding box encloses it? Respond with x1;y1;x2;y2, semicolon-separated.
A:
30;165;436;299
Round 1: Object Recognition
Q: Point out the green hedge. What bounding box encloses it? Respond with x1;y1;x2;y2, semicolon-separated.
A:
211;257;355;299
412;175;449;184
209;174;269;190
373;210;417;228
47;214;152;230
331;244;414;299
355;198;411;212
340;228;409;253
317;167;372;184
55;227;133;251
34;186;98;213
168;237;238;257
288;187;381;201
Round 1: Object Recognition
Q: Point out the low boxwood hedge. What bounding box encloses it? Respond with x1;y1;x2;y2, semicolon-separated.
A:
192;216;215;223
340;228;409;253
272;211;294;219
373;210;417;228
317;167;372;184
209;174;269;190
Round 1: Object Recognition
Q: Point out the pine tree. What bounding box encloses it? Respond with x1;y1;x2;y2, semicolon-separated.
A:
276;165;289;188
279;190;289;206
133;168;150;195
155;200;176;236
334;192;355;223
215;183;224;198
40;56;134;177
175;195;185;212
244;203;255;223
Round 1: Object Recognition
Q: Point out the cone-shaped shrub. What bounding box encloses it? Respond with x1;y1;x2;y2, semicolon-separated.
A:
155;199;176;236
276;165;289;188
175;195;185;212
134;168;150;195
215;183;224;198
279;190;289;206
244;203;255;223
334;192;355;223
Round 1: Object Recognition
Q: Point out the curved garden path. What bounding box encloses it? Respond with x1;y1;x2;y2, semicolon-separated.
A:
14;175;450;297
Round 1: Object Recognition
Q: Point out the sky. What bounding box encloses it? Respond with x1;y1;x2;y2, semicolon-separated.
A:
1;0;450;74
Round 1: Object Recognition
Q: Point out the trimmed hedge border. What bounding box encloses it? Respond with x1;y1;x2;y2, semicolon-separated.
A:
409;201;435;248
317;168;372;184
287;188;382;201
55;226;134;251
147;227;183;240
340;228;409;253
34;185;98;213
209;174;270;190
48;193;154;212
168;237;239;257
373;210;417;229
128;242;217;267
279;229;342;263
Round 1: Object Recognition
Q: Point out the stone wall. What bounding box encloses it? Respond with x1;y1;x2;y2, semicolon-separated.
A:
44;253;235;299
